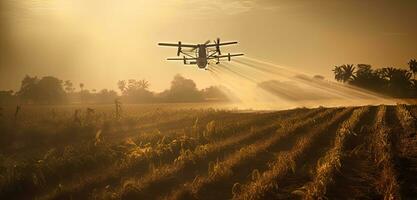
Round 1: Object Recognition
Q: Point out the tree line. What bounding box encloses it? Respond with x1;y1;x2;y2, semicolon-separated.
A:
0;74;229;105
333;59;417;98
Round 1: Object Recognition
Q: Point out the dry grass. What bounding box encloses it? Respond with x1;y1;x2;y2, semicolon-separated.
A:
166;108;331;200
0;104;416;200
371;106;401;200
304;106;370;199
233;108;354;200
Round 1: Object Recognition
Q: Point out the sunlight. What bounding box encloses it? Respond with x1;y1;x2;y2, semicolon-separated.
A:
209;57;396;110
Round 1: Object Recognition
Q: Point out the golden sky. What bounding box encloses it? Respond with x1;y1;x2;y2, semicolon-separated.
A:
1;0;416;92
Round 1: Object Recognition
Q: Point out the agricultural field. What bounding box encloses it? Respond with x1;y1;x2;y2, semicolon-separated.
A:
0;104;416;200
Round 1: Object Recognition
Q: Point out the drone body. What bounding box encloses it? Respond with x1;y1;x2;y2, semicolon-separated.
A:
158;38;244;70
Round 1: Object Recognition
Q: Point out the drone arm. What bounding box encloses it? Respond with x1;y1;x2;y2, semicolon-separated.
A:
215;53;244;59
206;41;238;47
167;57;196;61
181;51;196;58
207;51;219;58
158;43;197;48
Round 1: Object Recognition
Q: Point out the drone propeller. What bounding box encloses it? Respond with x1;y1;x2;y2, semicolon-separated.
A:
177;41;182;56
214;38;221;55
190;40;210;52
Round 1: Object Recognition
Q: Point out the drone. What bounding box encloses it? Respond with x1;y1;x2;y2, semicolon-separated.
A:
158;38;244;70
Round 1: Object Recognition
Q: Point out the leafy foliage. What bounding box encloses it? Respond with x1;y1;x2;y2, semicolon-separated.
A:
1;74;229;105
333;59;417;97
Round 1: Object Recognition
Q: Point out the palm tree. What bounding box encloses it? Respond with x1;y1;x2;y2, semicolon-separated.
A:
333;66;344;82
64;80;74;93
342;64;356;82
333;64;356;83
412;80;417;89
380;67;396;81
79;83;84;91
411;80;417;97
408;59;417;79
117;80;127;93
137;79;150;90
381;67;412;96
394;69;412;82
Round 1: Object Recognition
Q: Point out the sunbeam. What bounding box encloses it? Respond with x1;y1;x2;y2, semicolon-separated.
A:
206;57;396;110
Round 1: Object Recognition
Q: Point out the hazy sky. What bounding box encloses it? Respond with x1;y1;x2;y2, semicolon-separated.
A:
1;0;416;92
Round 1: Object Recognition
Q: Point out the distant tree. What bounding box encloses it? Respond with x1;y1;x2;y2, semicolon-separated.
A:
412;80;417;89
411;80;417;97
117;80;127;93
368;67;412;97
79;83;84;91
127;79;136;90
137;80;150;90
120;79;154;103
36;76;67;104
342;64;356;82
160;74;203;102
332;61;416;98
350;64;385;91
384;68;412;96
126;79;150;91
17;76;66;104
333;64;356;83
17;75;40;103
96;89;118;103
333;66;344;82
380;67;397;80
408;59;417;79
201;86;229;101
64;80;75;93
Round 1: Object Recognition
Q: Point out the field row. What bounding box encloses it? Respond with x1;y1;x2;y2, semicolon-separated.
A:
0;105;416;199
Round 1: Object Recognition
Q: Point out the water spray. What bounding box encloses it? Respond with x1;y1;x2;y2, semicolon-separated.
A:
208;56;395;110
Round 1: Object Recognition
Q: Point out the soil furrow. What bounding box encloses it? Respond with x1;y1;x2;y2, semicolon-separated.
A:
233;107;354;200
163;109;340;200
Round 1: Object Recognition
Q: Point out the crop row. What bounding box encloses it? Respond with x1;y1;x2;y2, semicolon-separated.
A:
100;109;330;199
233;107;353;200
304;106;370;199
166;108;341;200
39;109;313;199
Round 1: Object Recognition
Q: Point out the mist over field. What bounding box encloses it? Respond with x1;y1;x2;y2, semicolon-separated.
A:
1;0;416;92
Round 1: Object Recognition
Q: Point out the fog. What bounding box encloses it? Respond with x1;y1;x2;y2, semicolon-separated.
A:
0;0;416;93
209;57;395;110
